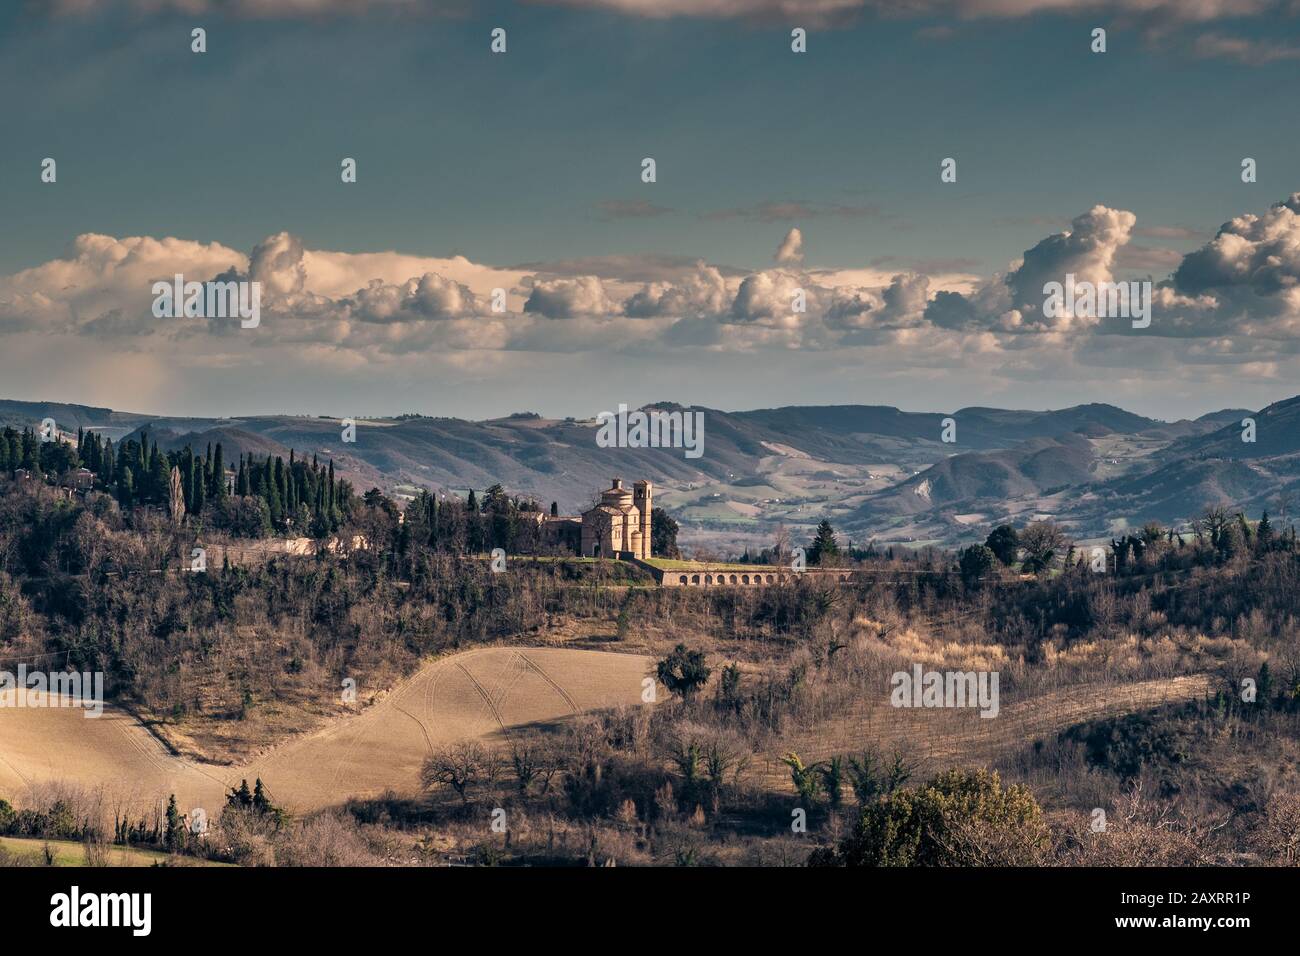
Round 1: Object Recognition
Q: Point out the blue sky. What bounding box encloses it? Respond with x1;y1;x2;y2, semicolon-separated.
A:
2;1;1300;420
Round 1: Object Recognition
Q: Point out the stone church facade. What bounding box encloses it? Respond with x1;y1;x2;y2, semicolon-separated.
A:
579;478;652;559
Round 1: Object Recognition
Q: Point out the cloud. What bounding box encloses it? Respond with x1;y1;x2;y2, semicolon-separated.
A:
729;270;809;328
594;199;673;220
49;0;451;16
523;276;617;318
48;0;1292;29
703;200;889;223
623;262;730;317
347;273;480;322
925;204;1137;332
527;0;1283;24
774;227;804;265
248;231;307;297
6;194;1300;394
1191;32;1300;64
1155;192;1300;339
0;233;245;337
1134;225;1202;240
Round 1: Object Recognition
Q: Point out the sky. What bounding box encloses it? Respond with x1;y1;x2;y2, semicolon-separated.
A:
2;0;1300;422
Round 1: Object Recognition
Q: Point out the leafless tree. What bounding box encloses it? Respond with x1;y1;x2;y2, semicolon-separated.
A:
420;742;495;805
168;465;186;527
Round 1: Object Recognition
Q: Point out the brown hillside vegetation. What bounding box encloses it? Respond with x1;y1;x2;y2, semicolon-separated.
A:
0;647;652;813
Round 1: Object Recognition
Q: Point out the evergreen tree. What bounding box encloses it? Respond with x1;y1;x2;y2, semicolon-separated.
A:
164;794;182;851
212;444;226;501
191;465;205;515
99;437;115;485
150;452;170;506
985;525;1020;566
1257;511;1274;552
809;520;841;566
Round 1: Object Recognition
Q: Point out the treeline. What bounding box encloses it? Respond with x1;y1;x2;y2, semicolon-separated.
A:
1;425;357;538
957;506;1300;587
396;485;546;556
0;425;78;477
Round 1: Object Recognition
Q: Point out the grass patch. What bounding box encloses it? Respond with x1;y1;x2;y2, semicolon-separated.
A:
0;836;232;867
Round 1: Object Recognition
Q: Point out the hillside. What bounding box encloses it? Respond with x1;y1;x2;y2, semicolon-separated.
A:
7;394;1300;549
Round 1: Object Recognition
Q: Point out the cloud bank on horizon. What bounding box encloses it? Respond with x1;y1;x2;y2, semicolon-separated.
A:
3;192;1299;418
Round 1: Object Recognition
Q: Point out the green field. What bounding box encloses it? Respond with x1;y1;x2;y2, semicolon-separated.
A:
641;558;781;573
0;836;231;868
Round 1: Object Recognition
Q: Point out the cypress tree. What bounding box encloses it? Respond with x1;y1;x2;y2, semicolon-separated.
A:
212;444;226;500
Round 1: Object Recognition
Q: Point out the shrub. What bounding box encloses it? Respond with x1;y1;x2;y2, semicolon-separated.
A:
810;768;1047;866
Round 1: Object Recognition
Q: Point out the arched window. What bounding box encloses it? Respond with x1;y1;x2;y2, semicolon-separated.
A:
691;575;700;585
678;575;688;585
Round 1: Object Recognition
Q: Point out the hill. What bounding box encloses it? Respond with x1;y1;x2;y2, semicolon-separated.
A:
9;394;1300;549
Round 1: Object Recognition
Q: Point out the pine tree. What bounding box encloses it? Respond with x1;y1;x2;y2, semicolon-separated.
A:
150;452;170;506
809;520;841;566
100;437;115;485
164;794;182;851
1257;511;1274;552
191;464;204;514
212;444;226;501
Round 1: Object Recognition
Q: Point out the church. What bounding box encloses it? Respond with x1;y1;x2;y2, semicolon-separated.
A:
579;478;652;559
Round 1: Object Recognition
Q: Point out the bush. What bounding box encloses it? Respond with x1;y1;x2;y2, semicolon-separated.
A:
959;545;996;586
810;768;1047;866
656;644;711;700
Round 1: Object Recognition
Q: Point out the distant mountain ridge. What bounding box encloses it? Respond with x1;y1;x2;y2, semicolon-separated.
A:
3;395;1293;548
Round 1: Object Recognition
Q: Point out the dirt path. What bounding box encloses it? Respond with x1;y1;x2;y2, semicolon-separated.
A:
0;647;653;816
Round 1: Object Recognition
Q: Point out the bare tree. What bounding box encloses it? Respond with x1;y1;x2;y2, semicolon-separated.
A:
1019;521;1067;576
772;523;789;565
420;742;495;805
168;465;186;527
509;738;560;795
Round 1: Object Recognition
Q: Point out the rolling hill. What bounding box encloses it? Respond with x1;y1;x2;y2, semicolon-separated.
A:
5;394;1299;549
